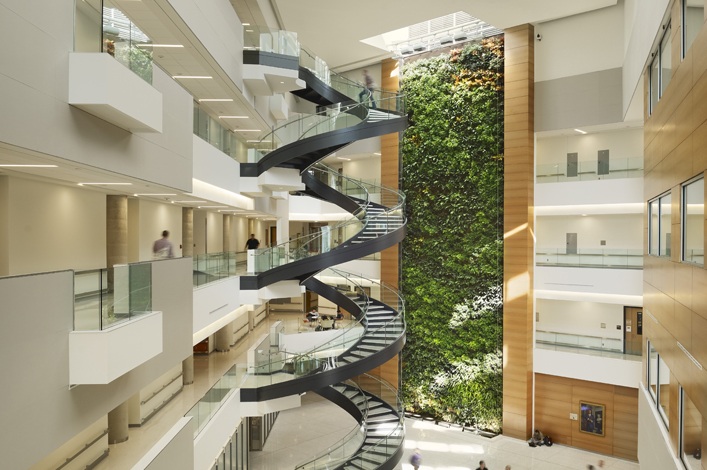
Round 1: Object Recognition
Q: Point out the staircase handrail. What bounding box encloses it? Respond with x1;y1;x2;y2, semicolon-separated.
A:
293;380;369;470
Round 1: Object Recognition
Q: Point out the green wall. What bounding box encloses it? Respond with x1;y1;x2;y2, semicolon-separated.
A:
400;37;505;432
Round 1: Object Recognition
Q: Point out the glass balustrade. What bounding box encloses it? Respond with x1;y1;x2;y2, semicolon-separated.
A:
74;0;153;83
536;329;623;354
73;262;152;331
295;375;403;470
193;251;247;287
186;268;405;437
243;26;300;58
536;248;643;268
193;104;247;162
537;157;643;183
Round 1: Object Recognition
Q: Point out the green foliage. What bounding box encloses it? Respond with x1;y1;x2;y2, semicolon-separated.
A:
401;37;504;432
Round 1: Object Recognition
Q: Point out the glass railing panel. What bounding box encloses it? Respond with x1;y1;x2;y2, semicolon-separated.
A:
102;1;153;83
193;251;248;287
300;48;330;85
243;26;300;57
536;248;643;268
536;329;624;354
73;269;105;331
536;157;643;183
193;104;245;162
74;262;153;331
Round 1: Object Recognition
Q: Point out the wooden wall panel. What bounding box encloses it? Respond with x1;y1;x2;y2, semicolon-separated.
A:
535;374;638;460
644;1;707;463
502;23;535;440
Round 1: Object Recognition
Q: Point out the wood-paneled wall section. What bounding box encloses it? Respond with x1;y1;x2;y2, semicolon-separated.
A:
643;0;707;465
502;23;535;440
534;374;638;460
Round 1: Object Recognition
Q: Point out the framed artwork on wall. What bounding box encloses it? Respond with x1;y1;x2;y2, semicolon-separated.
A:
579;401;605;436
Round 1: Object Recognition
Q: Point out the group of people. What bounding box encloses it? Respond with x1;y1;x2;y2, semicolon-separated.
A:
305;308;343;330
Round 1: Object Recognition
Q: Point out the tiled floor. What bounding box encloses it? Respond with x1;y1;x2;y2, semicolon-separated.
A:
96;311;641;470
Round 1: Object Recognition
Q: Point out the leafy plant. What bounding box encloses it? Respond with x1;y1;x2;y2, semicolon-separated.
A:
401;37;504;432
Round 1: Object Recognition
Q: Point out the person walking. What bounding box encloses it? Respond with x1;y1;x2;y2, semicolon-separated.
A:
476;460;489;470
153;230;174;259
358;69;377;109
410;448;422;470
245;233;260;250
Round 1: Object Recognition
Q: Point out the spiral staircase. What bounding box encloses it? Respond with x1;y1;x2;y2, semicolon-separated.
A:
238;56;410;470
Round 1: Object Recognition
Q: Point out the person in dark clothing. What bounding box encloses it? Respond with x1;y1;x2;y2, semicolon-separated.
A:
245;234;260;250
476;460;488;470
358;69;377;109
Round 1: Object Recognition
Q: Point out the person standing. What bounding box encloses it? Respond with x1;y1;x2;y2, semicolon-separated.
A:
245;233;260;250
476;460;489;470
153;230;174;259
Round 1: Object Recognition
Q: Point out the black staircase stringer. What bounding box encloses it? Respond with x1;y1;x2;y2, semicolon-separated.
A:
302;277;364;322
239;331;405;402
239;227;405;290
300;171;363;216
314;385;365;423
250;116;408;177
293;67;356;107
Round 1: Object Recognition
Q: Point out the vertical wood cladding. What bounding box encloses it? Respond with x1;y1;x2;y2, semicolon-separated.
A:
502;24;535;440
534;374;638;460
379;58;401;388
644;0;707;464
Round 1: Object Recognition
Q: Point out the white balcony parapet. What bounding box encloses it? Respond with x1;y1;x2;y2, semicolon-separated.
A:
69;311;163;385
68;53;163;133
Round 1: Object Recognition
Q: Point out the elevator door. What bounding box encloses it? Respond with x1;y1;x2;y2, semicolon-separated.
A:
624;307;643;356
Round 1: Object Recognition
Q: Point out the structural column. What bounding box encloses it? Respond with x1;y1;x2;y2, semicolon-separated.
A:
502;24;535;440
106;195;129;443
223;214;232;253
181;206;194;385
214;324;232;352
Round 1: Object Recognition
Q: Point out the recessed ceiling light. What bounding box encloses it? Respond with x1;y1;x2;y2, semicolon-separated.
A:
242;23;250;26
78;182;132;186
337;157;351;161
172;75;212;79
0;164;57;168
234;129;261;132
574;128;587;134
246;140;262;143
137;44;184;48
199;98;234;102
219;115;248;119
373;152;381;156
171;200;207;204
198;205;228;209
134;193;176;196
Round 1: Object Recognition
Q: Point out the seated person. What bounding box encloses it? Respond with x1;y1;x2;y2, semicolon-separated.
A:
306;309;319;322
320;315;334;330
528;429;544;447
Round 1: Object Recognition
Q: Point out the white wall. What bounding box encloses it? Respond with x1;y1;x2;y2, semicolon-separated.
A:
536;128;643;165
536;178;644;210
535;3;624;82
536;266;643;299
344;156;382;184
0;258;192;469
0;0;194;191
536;298;625;339
534;348;641;388
536;214;643;250
6;176;106;275
137;199;184;261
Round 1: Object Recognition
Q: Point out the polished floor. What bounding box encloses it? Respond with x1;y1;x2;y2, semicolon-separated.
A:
95;311;641;469
255;394;640;470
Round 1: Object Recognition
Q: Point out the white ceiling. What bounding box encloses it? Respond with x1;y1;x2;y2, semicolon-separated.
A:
268;0;618;70
1;0;623;215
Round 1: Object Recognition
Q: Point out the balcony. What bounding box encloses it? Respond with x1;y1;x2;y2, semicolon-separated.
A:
68;53;163;132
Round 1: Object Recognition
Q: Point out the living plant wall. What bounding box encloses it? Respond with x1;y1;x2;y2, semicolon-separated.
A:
400;37;504;432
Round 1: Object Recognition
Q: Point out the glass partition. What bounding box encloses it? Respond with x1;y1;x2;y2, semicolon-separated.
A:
243;26;300;57
682;177;704;265
193;251;247;287
535;329;623;353
650;199;660;255
660;193;672;257
535;248;643;268
536;157;643;183
74;262;152;330
73;0;153;83
193;104;247;162
648;342;658;402
681;387;703;470
683;0;704;58
657;355;671;428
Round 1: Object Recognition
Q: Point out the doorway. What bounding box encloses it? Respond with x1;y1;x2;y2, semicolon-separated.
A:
623;307;642;355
